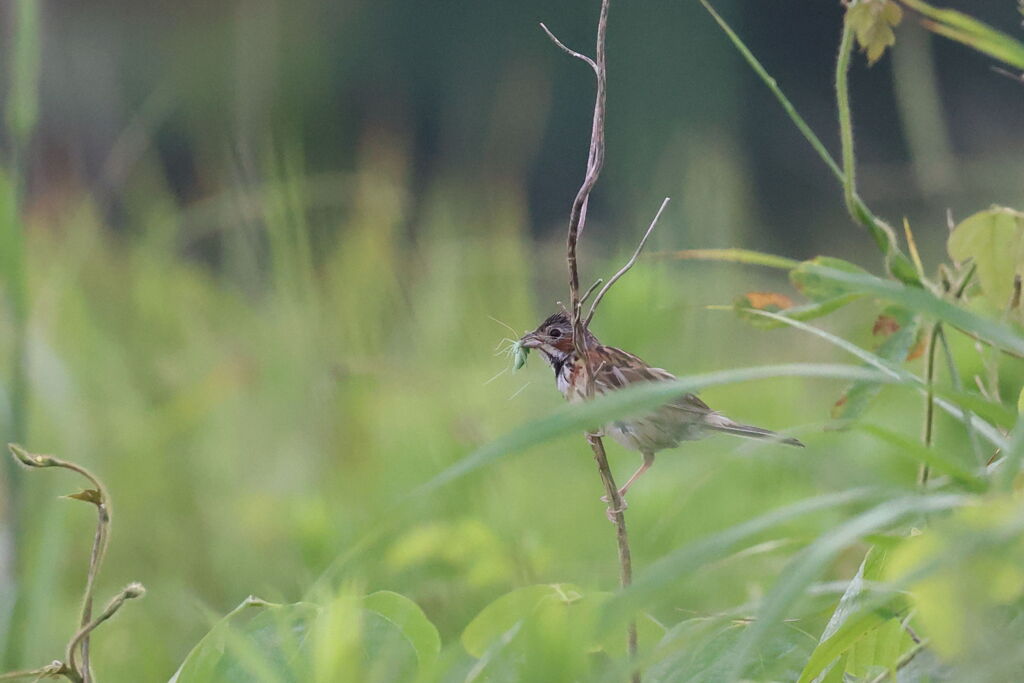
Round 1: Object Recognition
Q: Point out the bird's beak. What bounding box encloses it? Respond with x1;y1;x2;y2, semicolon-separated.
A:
519;332;542;349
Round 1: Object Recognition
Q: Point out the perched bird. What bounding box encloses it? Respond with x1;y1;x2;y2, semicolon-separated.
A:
520;311;803;503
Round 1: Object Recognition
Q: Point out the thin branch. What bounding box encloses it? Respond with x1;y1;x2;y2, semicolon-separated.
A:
563;0;609;336
586;197;670;326
66;585;146;674
866;638;930;683
579;278;605;310
545;0;639;679
0;665;63;682
919;322;942;486
587;435;638;664
539;23;599;74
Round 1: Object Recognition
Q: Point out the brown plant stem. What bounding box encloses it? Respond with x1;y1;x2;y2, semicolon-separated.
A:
542;1;640;680
3;446;139;683
919;322;941;486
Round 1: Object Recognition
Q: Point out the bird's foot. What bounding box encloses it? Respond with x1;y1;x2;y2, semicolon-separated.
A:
601;494;628;522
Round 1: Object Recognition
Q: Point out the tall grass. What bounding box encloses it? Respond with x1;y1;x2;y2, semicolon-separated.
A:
3;0;1024;681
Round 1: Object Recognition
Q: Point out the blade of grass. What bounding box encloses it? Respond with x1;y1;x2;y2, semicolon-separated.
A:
415;364;891;496
1;0;41;665
722;493;968;680
702;0;919;284
900;0;1024;70
724;306;1007;450
600;488;886;631
805;265;1024;356
857;423;985;491
699;0;841;181
650;248;800;270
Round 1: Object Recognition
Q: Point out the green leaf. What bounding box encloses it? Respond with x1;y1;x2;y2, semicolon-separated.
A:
661;247;800;270
601;488;885;632
362;591;440;669
794;264;1024;357
462;584;644;681
846;1;903;65
462;584;583;658
947;207;1024;311
731;295;861;329
64;489;103;505
832;307;920;422
170;597;320;683
798;546;909;683
846;617;909;679
790;257;869;302
857;423;985;492
719;494;968;681
799;603;897;682
887;497;1024;660
902;0;1024;70
171;592;440;682
724;307;1007;450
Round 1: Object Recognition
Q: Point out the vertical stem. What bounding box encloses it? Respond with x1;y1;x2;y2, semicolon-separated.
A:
834;13;918;284
1;0;40;666
587;435;638;677
835;22;858;222
549;0;638;676
920;322;942;486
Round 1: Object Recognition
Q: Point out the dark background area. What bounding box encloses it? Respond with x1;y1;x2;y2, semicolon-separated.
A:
11;1;1024;262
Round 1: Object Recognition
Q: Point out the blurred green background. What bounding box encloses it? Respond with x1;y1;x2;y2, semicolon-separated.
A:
1;0;1023;679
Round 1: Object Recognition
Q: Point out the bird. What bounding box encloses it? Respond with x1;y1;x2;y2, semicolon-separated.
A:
519;311;803;506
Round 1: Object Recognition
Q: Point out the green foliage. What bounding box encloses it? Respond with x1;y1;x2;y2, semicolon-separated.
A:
798;546;910;682
4;1;1024;681
901;0;1024;70
948;207;1024;312
171;590;441;683
832;307;920;423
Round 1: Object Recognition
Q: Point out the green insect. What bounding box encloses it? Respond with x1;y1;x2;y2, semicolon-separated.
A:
510;339;529;371
496;337;529;372
490;317;529;373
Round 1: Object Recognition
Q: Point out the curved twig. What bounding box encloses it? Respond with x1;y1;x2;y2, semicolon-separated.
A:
539;23;599;74
586;197;670;326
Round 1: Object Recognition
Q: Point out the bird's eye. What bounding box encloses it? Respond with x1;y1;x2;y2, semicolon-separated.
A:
548;327;562;338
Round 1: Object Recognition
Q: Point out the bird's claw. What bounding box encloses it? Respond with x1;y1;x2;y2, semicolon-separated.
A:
601;494;628;522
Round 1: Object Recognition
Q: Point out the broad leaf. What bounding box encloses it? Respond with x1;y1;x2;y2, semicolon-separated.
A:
462;584;583;658
798;546;910;683
169;597;320;683
717;494;968;681
947;206;1024;311
363;590;441;669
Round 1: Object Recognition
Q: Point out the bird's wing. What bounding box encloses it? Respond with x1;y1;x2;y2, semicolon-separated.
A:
586;345;711;414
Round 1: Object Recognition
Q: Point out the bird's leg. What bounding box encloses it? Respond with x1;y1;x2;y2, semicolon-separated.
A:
601;451;655;507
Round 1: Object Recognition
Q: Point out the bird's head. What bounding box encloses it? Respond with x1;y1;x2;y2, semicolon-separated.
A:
520;312;597;364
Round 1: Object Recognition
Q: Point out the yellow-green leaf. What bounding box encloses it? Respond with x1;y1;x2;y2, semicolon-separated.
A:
947;206;1024;311
65;489;103;505
846;0;904;65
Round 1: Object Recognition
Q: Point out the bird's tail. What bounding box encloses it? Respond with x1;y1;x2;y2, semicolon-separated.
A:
705;414;804;447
